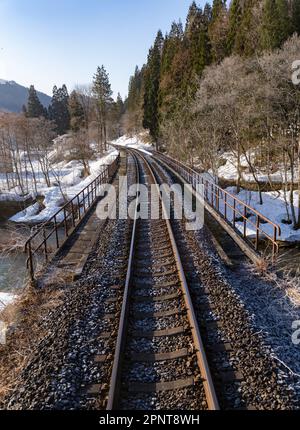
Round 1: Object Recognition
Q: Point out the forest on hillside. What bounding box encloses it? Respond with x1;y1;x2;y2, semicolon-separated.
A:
1;0;300;227
124;0;300;225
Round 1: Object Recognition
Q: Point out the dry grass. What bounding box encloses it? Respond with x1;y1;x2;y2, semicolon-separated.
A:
42;266;75;288
277;269;300;307
0;277;65;404
254;259;300;309
255;256;270;276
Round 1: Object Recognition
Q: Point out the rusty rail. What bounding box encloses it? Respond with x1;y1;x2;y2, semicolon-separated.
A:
107;149;219;410
153;151;281;263
25;155;120;281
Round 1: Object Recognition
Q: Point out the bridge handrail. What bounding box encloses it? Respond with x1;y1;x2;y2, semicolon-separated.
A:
153;151;281;261
25;154;120;281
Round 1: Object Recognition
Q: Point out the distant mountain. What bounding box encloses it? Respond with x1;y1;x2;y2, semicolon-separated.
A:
0;79;51;113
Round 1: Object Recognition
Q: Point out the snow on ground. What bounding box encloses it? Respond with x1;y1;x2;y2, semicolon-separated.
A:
113;137;300;242
0;193;33;202
0;292;16;311
215;151;298;184
3;133;300;241
217;186;300;242
194;150;300;242
5;147;118;225
113;134;154;155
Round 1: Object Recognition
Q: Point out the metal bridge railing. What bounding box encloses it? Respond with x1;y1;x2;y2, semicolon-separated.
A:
153;151;281;263
25;155;120;281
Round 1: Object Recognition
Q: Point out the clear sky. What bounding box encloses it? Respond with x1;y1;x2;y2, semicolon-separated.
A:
0;0;207;99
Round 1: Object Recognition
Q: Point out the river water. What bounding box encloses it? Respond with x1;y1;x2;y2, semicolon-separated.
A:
0;201;29;306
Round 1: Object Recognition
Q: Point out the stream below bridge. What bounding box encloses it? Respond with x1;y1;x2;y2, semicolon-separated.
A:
0;201;30;307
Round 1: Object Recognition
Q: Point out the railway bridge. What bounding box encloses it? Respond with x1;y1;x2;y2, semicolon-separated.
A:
11;148;294;411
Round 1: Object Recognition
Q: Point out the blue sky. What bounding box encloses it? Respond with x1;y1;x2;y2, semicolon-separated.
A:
0;0;207;99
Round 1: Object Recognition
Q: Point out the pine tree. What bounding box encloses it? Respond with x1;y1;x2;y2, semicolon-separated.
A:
203;3;212;22
143;30;164;145
185;1;199;35
49;85;70;135
208;0;228;61
169;20;184;39
116;93;124;117
92;65;113;151
109;93;124;138
276;0;293;44
161;22;183;77
227;0;242;54
127;66;141;112
260;0;282;50
211;0;226;21
292;0;300;34
27;85;46;118
159;27;181;122
232;0;260;56
69;90;85;132
125;66;145;134
189;7;211;76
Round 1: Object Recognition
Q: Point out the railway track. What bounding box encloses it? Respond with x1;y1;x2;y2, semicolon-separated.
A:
3;149;294;411
106;150;219;410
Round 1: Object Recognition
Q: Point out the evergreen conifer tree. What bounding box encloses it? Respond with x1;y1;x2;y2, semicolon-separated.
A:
227;0;242;54
208;0;228;61
49;85;70;135
143;30;164;145
69;90;85;132
276;0;293;45
261;0;282;50
92;65;113;151
292;0;300;34
27;85;46;118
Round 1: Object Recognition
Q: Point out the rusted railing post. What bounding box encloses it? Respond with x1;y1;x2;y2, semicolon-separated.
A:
54;215;59;249
83;190;86;212
64;207;69;237
233;200;236;228
71;201;76;227
87;185;91;207
27;240;35;282
154;151;281;263
273;228;277;262
22;154;120;281
77;195;81;219
43;228;48;262
255;215;260;251
243;206;247;238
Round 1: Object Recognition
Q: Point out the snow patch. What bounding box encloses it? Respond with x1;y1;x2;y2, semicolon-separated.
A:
0;292;16;311
222;187;300;242
7;147;119;224
215;151;297;184
113;135;154;155
0;79;16;86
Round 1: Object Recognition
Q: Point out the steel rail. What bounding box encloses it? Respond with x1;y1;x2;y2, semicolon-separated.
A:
153;151;281;262
106;149;219;410
155;151;281;230
106;150;140;410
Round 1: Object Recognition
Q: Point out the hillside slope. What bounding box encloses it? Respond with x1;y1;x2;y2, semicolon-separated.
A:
0;79;51;113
